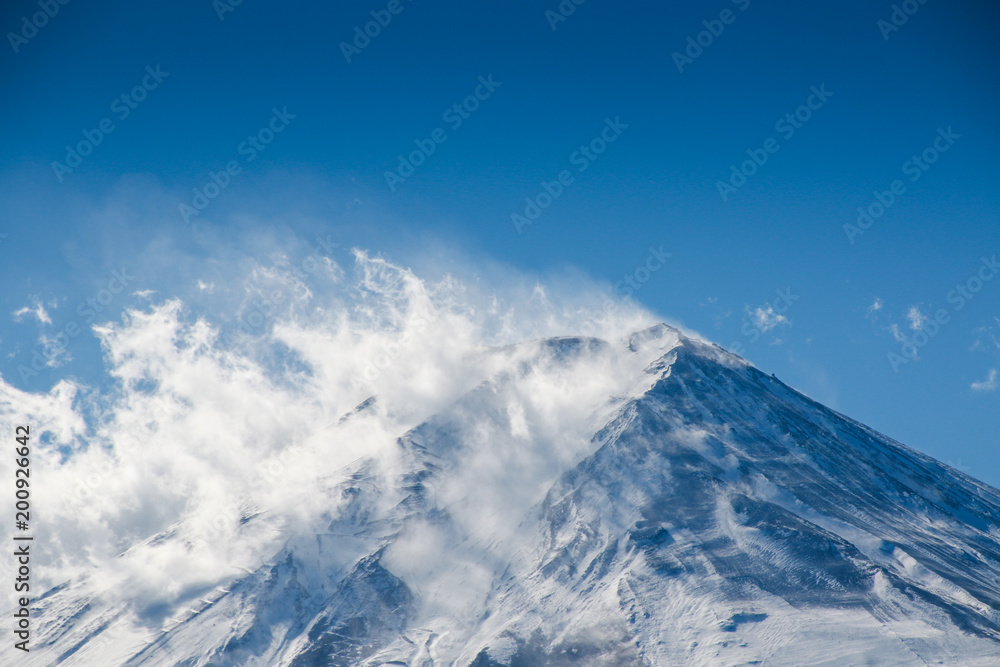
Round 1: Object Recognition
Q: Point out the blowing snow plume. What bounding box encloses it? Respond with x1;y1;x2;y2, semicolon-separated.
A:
0;249;658;644
3;250;1000;666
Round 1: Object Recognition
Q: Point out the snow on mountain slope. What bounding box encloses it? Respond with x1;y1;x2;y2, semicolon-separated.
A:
21;324;1000;665
456;334;1000;666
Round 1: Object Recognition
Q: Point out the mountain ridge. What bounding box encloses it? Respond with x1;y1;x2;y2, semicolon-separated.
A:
23;324;1000;666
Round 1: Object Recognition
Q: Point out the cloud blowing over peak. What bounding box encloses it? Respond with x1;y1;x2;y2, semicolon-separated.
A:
1;244;674;615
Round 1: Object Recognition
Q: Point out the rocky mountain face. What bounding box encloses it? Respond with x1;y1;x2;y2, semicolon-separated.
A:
25;325;1000;666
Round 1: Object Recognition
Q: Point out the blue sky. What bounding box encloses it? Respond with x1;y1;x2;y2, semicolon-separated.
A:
1;1;998;484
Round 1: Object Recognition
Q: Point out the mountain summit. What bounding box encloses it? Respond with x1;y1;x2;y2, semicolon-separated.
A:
26;325;1000;665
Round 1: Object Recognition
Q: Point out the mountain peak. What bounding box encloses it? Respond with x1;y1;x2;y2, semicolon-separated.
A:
23;323;1000;666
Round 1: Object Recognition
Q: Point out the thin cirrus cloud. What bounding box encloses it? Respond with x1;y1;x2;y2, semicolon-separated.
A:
866;297;883;319
13;300;53;326
971;369;998;392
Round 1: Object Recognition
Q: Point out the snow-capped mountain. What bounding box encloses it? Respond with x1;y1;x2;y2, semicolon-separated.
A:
24;324;1000;665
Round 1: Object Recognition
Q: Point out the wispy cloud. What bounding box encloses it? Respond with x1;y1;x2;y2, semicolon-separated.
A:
906;305;927;331
0;245;669;614
889;323;910;344
13;299;52;325
970;319;1000;352
866;297;883;318
971;368;998;392
750;304;788;332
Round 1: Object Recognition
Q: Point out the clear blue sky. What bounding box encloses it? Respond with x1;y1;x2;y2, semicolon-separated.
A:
1;2;998;483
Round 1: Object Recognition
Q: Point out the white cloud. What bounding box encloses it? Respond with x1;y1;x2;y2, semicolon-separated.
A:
0;247;673;617
906;306;927;331
866;297;883;318
971;369;998;392
970;320;1000;352
13;299;52;325
750;304;788;332
888;323;923;362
